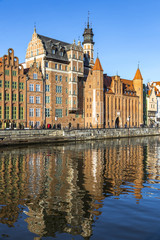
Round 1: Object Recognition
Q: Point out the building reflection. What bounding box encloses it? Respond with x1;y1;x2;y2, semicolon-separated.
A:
0;137;159;238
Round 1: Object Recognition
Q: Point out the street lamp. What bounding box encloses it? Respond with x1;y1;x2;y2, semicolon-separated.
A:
97;114;99;129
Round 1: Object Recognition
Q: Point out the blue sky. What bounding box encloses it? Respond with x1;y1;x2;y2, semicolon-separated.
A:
0;0;160;83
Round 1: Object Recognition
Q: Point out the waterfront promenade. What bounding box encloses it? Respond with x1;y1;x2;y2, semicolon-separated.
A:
0;127;160;146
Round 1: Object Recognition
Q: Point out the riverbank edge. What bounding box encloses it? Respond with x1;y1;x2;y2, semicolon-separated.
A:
0;127;159;147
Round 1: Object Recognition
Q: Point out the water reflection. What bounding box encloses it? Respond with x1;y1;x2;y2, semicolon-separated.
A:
0;137;160;239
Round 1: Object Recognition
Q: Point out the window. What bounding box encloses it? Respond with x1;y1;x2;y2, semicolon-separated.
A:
5;70;9;76
33;73;37;79
36;62;38;68
55;64;57;69
60;52;63;56
19;82;24;89
65;66;67;71
52;49;55;54
19;94;23;102
36;121;40;127
36;108;40;117
12;82;17;89
45;108;50;117
0;106;2;119
5;81;10;88
73;77;75;82
29;84;34;91
0;93;2;100
29;121;34;127
59;64;62;70
73;90;76;95
56;97;62;104
31;51;33;57
37;49;39;55
29;108;34;117
66;99;68;104
59;76;62;82
5;93;9;101
12;93;17;101
55;109;62;118
36;96;40;104
46;74;49;80
12;106;16;119
73;66;76;71
73;54;76;59
29;96;34;103
79;56;81;60
65;109;68;116
19;107;23;119
36;84;40;92
56;86;62;93
0;80;2;87
45;96;50;103
79;68;81;72
66;88;68;93
45;85;50;92
45;62;48;67
55;75;58;81
12;71;17;76
74;100;76;105
5;106;9;119
66;77;68;82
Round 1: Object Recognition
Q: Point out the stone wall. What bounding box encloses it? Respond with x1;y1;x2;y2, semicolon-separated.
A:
0;127;160;146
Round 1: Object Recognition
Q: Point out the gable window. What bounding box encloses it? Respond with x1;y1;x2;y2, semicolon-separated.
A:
12;71;17;76
33;73;37;79
29;84;34;91
36;84;40;92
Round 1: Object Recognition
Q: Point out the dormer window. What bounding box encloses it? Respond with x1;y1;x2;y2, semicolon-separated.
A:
52;49;55;54
60;52;64;57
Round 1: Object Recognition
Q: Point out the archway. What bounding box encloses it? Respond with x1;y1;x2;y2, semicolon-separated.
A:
115;117;120;128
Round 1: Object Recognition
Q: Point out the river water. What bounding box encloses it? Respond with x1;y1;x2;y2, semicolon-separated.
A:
0;137;160;240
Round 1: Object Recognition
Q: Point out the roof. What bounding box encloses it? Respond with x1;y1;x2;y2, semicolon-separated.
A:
104;75;136;95
37;34;71;62
133;68;143;80
92;57;103;71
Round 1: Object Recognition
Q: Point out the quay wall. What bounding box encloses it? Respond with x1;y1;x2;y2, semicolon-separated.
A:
0;127;160;146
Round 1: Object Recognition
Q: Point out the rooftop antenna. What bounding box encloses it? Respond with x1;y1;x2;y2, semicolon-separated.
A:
138;61;140;69
116;70;119;76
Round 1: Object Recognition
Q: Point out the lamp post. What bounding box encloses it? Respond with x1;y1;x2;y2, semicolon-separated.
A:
97;114;99;129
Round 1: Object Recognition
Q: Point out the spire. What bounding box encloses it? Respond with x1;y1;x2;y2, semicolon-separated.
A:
93;57;103;71
133;66;143;80
34;22;36;33
87;11;90;28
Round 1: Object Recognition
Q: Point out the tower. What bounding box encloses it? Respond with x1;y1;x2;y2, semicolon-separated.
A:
84;57;104;128
82;14;94;77
133;66;143;126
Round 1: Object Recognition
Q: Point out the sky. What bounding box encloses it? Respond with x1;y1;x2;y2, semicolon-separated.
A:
0;0;160;84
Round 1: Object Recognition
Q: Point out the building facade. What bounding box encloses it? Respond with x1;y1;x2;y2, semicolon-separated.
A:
0;19;144;129
0;49;26;129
